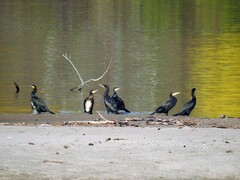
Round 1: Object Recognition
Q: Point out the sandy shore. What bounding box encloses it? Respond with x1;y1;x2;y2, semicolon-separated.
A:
0;114;240;179
0;113;240;128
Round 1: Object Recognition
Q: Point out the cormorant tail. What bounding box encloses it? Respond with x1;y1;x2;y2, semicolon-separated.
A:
123;108;131;113
172;112;181;116
150;112;156;115
49;110;55;114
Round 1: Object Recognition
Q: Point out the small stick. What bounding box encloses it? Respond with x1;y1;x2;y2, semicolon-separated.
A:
43;160;64;164
96;111;115;123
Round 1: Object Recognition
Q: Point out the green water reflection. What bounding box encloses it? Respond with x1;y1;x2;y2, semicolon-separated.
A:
0;0;240;117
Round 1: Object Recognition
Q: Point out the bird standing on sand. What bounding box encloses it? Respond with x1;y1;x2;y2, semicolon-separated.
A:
173;88;197;116
112;87;130;113
30;85;55;114
84;89;98;114
99;84;118;114
151;92;180;116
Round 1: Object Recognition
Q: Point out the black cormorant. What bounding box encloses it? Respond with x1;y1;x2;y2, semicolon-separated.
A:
30;85;55;114
112;87;130;113
99;84;118;114
84;89;98;114
173;88;196;116
151;92;180;116
14;82;20;93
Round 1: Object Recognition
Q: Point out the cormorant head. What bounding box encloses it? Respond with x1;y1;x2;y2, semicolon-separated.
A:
90;89;98;95
113;87;120;92
31;85;37;91
191;88;196;96
171;92;180;96
192;88;196;93
31;85;37;95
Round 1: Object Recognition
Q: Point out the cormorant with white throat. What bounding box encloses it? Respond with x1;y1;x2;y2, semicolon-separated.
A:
84;89;98;114
30;85;55;114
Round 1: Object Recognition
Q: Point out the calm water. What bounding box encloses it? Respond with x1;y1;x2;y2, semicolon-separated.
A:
0;1;240;117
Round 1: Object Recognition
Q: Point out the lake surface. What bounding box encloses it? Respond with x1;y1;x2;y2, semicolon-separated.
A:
0;0;240;117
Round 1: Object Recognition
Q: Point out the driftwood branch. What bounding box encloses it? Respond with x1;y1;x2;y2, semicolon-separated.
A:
84;59;112;84
62;54;84;84
97;111;109;121
62;53;112;91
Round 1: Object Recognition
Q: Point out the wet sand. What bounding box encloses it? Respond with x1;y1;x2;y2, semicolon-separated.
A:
0;114;240;179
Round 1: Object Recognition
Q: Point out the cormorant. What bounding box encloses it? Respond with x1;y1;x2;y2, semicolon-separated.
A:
112;87;130;113
173;88;196;116
14;82;20;93
99;84;118;114
150;92;180;116
30;85;55;114
84;89;98;114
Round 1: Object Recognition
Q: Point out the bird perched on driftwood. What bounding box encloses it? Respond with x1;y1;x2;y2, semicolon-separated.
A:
84;89;98;114
30;85;55;114
112;87;130;113
173;88;197;116
151;92;180;116
99;84;118;114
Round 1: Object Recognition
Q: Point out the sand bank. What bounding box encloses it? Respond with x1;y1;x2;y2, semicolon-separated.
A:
0;125;240;179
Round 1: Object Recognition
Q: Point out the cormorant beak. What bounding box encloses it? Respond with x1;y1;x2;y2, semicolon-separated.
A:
31;85;35;89
92;90;98;94
172;92;180;96
114;87;120;91
99;84;104;88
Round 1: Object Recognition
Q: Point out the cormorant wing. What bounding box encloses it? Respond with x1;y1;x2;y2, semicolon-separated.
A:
156;99;172;111
178;98;196;115
163;99;174;108
112;93;124;105
104;96;117;112
31;95;49;112
116;96;124;104
116;96;125;108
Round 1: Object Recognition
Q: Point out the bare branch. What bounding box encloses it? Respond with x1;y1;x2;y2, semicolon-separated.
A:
67;120;115;125
84;58;112;84
62;53;84;84
96;111;109;121
62;53;112;91
96;111;115;123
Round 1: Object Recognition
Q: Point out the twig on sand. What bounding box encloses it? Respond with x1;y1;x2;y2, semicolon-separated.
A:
43;160;64;164
65;112;115;125
62;53;112;91
66;120;115;125
96;111;115;123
